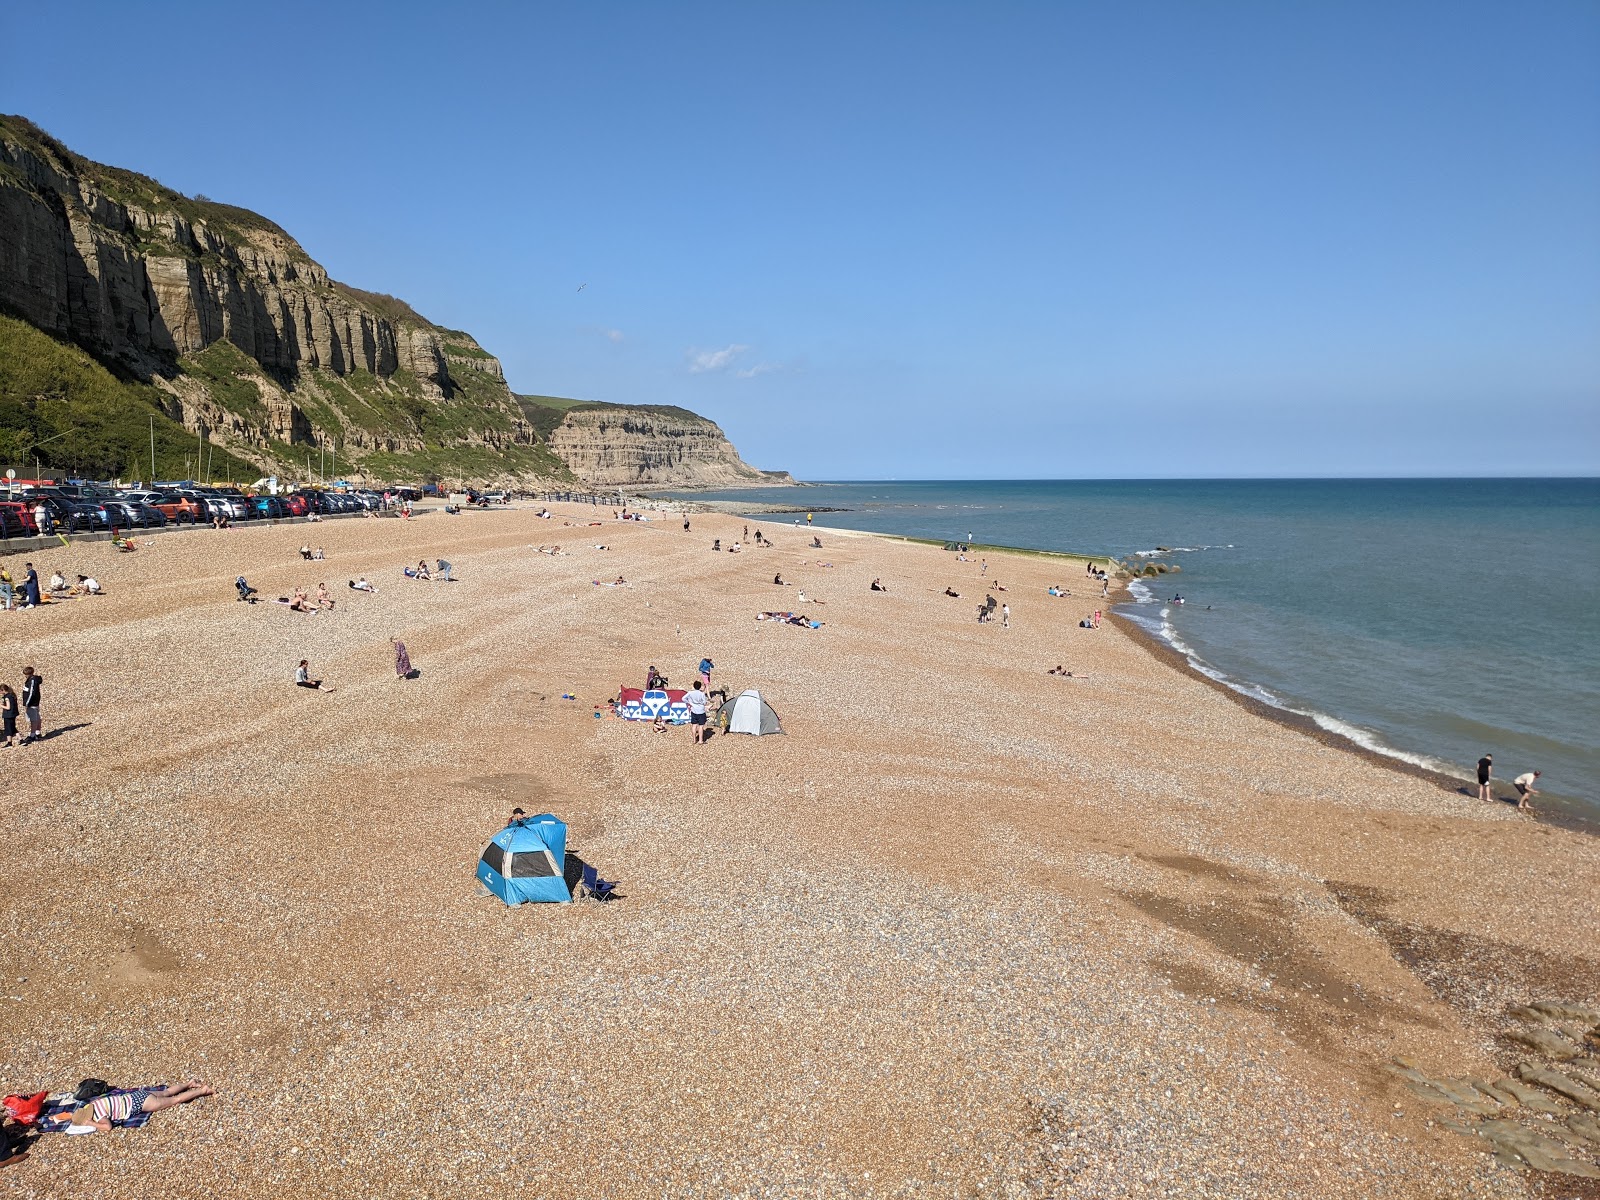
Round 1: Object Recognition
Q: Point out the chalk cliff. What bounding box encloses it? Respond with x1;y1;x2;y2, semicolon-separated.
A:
0;115;787;487
540;405;791;487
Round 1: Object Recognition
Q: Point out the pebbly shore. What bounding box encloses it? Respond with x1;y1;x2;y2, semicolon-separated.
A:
0;504;1595;1198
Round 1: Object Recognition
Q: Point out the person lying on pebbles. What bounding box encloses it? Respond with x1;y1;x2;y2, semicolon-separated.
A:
38;1080;216;1135
1047;665;1086;677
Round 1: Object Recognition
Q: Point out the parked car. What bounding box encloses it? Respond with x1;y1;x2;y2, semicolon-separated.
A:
150;492;205;523
252;496;292;520
0;502;40;537
66;500;114;531
203;492;253;521
282;494;309;517
102;500;167;528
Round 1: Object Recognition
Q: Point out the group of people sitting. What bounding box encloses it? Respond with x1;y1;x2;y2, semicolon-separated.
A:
401;559;454;581
46;571;101;597
287;584;336;613
297;545;326;561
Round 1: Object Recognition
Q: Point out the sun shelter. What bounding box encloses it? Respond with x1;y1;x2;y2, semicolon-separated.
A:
477;814;570;904
723;689;784;736
617;687;689;724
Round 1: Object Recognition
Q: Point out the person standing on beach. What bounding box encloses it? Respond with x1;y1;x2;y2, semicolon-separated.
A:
0;683;18;747
21;562;40;609
698;657;715;688
1001;603;1010;628
1477;754;1493;802
1513;770;1541;813
392;637;413;680
19;666;41;744
685;679;710;744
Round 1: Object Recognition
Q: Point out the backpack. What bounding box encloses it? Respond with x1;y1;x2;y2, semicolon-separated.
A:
2;1090;47;1124
73;1079;111;1104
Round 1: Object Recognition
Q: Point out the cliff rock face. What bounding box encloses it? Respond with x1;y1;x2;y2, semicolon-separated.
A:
0;115;788;487
545;406;791;487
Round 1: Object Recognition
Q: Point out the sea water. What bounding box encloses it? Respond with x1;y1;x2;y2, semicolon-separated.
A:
661;479;1600;823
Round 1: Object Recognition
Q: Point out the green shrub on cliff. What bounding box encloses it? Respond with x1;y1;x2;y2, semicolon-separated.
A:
0;313;256;480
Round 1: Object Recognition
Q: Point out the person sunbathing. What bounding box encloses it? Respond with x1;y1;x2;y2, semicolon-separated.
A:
52;1080;216;1134
870;578;886;591
944;587;960;597
316;583;335;610
289;588;315;613
415;561;432;580
349;577;377;592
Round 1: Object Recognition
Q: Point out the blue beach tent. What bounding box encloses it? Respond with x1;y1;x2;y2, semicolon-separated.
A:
477;814;571;905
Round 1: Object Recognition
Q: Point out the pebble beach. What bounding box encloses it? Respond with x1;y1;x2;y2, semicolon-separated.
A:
2;503;1596;1198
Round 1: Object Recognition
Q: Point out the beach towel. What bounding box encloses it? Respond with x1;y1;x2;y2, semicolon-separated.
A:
36;1086;165;1134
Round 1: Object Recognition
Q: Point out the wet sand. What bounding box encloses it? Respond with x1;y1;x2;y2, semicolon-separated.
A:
1;505;1595;1197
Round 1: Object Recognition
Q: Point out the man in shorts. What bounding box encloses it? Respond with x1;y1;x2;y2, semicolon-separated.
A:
1513;771;1541;813
685;680;709;744
19;666;41;745
1476;754;1493;802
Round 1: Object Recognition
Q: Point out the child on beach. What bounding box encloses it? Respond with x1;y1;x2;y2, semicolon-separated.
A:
0;684;17;747
295;660;334;692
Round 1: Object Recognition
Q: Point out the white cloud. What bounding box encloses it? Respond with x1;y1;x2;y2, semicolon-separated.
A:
687;344;749;374
736;362;779;379
604;329;625;343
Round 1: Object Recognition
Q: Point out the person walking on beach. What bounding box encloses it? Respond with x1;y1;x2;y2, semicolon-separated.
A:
392;637;413;680
21;562;40;609
1477;754;1494;802
0;683;18;747
19;667;41;744
698;657;715;688
1001;603;1010;628
1513;770;1541;813
685;679;710;744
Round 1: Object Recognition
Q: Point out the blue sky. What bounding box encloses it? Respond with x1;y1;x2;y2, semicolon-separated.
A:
8;2;1598;478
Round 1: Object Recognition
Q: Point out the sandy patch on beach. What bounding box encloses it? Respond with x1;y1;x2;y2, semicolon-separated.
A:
1;506;1594;1197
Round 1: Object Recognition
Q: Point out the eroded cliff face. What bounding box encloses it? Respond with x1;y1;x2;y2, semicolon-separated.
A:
545;406;791;487
0;116;537;476
0;116;788;487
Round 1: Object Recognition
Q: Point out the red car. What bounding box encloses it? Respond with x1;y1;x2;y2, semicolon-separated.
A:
282;494;309;517
0;502;40;537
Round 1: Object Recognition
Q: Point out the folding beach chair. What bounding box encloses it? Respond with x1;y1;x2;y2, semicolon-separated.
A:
576;863;616;902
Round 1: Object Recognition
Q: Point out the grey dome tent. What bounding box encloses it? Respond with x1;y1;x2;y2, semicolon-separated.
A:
722;689;784;736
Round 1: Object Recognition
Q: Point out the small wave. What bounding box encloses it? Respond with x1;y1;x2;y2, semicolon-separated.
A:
1154;637;1461;775
1127;580;1156;604
1133;544;1232;558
